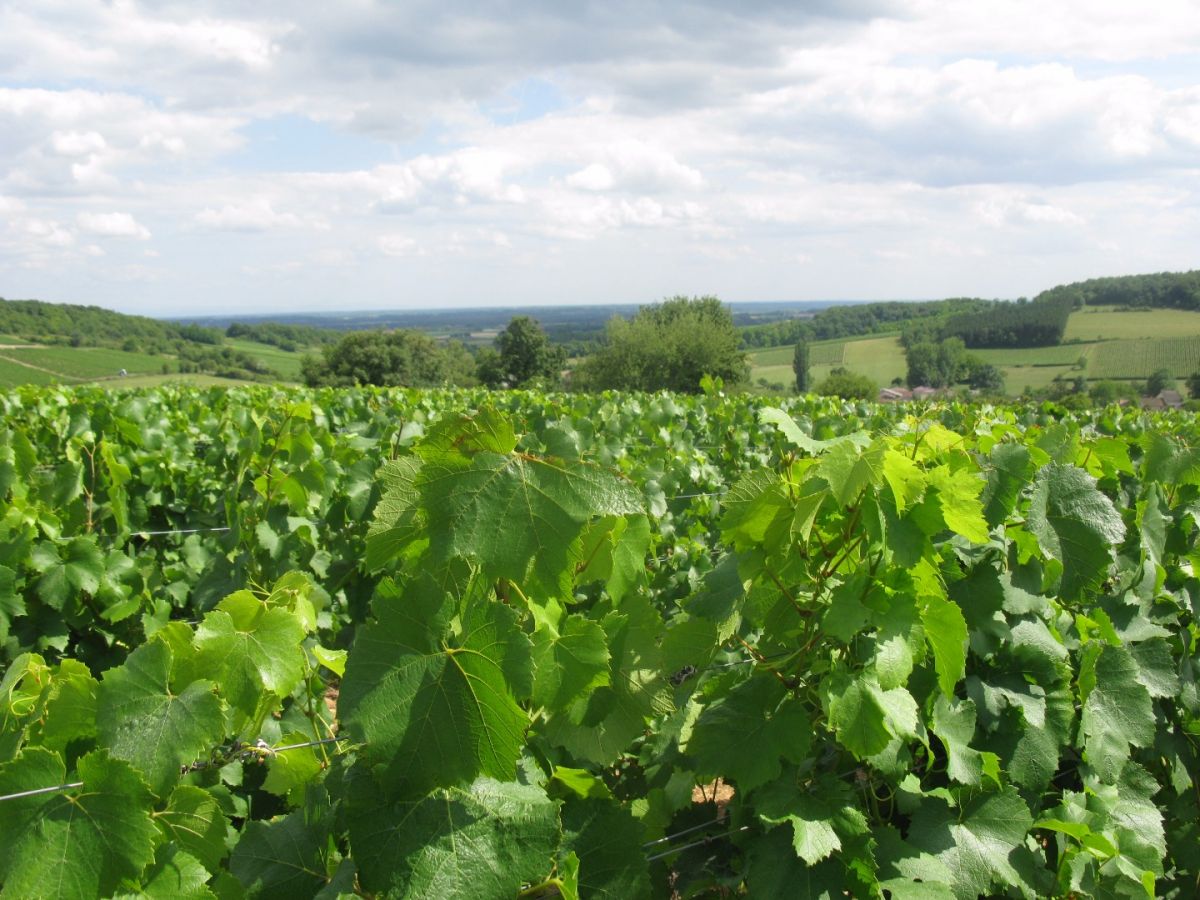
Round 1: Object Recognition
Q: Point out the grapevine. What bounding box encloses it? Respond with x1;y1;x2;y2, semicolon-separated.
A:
0;384;1196;898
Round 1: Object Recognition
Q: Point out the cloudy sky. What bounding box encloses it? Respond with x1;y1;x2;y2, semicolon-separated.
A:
1;1;1198;316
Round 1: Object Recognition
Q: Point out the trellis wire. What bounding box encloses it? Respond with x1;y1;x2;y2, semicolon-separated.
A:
0;736;346;803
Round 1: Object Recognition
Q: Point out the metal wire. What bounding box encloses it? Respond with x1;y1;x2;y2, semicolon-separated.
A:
645;826;750;862
130;526;231;537
0;736;348;802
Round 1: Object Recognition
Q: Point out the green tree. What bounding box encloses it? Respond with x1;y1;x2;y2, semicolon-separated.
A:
966;362;1004;393
792;340;810;393
481;316;565;388
578;296;746;393
815;367;876;400
301;330;460;387
1146;368;1173;396
1187;372;1200;399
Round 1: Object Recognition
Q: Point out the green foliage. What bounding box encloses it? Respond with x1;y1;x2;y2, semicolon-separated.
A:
1145;367;1173;395
815;366;876;399
579;296;747;392
0;385;1198;898
300;329;470;387
480;315;566;388
793;339;810;392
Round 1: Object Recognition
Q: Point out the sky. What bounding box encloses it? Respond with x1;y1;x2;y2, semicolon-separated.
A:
0;1;1198;317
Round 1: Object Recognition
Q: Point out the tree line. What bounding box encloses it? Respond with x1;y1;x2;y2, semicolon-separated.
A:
303;297;747;394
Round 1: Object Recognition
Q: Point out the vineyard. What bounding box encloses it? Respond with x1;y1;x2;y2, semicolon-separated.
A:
0;384;1197;898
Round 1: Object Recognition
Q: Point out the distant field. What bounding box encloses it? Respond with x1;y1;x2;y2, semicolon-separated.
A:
103;373;256;389
0;357;59;387
973;346;1085;366
225;338;307;379
840;336;907;386
1087;337;1200;380
1065;306;1200;342
2;346;168;379
749;340;845;367
750;306;1200;395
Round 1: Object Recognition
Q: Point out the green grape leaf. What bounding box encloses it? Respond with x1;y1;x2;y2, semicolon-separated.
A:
36;660;98;753
419;444;642;594
1027;463;1125;600
1080;644;1155;783
922;594;968;698
156;785;228;874
30;537;104;610
928;464;989;543
532;615;611;712
824;674;892;759
756;776;869;865
0;564;25;643
96;639;224;796
229;809;329;899
1128;638;1179;699
543;595;671;764
908;787;1034;900
576;514;651;603
930;696;998;787
194;592;307;721
262;731;324;801
116;846;214;900
560;798;651;900
687;675;811;793
817;441;884;508
744;826;844;899
718;470;791;550
0;749;158;900
685;553;746;641
349;775;560;900
340;582;531;797
883;448;926;512
981;442;1033;528
364;456;424;572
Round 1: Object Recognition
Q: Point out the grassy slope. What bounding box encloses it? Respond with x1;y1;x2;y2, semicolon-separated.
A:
750;306;1200;394
2;347;170;379
224;338;308;380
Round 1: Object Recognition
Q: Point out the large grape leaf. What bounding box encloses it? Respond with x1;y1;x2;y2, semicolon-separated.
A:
96;639;224;796
1027;463;1125;600
229;809;330;899
0;564;24;643
349;775;560;900
542;594;671;764
155;786;228;874
531;614;611;712
115;846;214;900
1080;644;1155;783
560;798;651;899
922;594;968;698
339;580;532;797
418;444;642;594
193;591;307;721
908;787;1035;900
755;776;869;865
824;674;892;759
29;537;104;610
687;675;811;793
0;749;157;900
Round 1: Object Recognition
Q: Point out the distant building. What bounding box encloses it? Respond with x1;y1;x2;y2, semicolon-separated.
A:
878;386;913;402
912;386;938;400
1141;389;1184;410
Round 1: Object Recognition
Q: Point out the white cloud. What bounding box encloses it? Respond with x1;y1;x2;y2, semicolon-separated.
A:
195;198;325;232
0;0;1198;313
378;234;420;257
77;211;151;239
